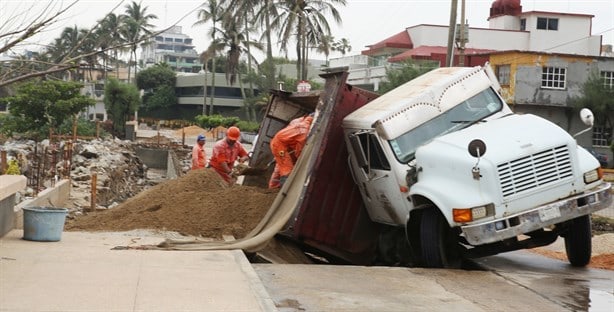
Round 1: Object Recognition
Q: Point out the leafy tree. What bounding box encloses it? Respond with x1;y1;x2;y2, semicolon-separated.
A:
0;80;94;140
573;71;614;147
104;78;140;138
136;63;176;90
136;63;176;111
142;85;176;111
378;60;439;94
136;63;177;111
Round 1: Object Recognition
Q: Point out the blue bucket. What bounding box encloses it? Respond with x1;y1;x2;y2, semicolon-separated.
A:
22;207;68;242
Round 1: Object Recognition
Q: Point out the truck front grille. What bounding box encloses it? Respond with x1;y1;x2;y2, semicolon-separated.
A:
498;145;573;198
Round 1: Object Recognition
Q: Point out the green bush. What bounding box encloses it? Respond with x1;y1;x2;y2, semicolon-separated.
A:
235;120;260;133
56;117;107;137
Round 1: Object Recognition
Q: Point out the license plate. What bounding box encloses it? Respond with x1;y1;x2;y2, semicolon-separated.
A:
539;205;561;222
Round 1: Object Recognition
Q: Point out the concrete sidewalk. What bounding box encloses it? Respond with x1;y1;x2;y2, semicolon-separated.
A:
0;230;276;312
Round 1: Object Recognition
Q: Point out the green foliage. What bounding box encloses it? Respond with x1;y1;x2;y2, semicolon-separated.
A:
378;60;439;94
274;75;322;93
136;63;176;90
0;80;94;140
56;117;106;137
142;85;176;111
572;71;614;140
104;78;140;138
136;64;177;111
235;120;260;133
194;114;240;129
5;159;20;175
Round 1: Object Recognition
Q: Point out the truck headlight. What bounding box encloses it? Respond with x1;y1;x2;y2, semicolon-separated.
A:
583;168;602;184
453;204;494;222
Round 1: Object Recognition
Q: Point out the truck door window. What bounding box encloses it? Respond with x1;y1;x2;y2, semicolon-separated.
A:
351;132;391;172
389;87;503;163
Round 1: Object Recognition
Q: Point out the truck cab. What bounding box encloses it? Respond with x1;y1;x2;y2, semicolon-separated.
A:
342;64;612;268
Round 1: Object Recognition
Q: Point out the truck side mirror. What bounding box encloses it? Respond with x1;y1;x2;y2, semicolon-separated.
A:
574;108;594;137
348;133;368;168
468;139;487;158
580;108;594;127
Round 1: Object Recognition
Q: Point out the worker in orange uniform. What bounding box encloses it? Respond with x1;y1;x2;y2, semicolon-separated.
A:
191;134;207;170
209;126;249;183
269;114;314;188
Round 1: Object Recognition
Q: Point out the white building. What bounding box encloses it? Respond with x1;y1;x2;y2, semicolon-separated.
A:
330;0;605;90
140;26;202;73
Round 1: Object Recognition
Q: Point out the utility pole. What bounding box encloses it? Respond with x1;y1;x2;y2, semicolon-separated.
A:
446;0;458;67
458;0;466;66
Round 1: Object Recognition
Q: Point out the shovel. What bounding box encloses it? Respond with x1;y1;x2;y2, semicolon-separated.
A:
234;158;276;176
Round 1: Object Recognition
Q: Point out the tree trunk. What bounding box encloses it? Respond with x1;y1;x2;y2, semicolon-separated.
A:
209;59;216;115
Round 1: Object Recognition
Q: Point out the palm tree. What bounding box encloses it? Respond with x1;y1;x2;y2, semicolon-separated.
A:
58;26;83;80
120;1;157;83
212;13;263;121
332;37;352;56
316;35;334;65
254;0;278;90
194;0;226;115
228;0;261;99
96;13;125;82
272;0;346;81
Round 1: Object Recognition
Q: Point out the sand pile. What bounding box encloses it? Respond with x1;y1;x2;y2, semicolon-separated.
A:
65;169;278;239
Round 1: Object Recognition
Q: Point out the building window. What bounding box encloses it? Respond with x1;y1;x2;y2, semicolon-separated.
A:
496;65;511;85
601;71;614;88
537;17;558;30
592;126;612;147
541;67;566;89
520;18;526;31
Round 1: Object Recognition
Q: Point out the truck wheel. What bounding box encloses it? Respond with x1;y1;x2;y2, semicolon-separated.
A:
420;207;461;268
564;215;592;267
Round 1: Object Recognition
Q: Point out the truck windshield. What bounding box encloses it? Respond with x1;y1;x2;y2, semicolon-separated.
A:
389;87;503;163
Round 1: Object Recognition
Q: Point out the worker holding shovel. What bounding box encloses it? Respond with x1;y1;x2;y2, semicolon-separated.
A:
269;114;314;188
209;126;249;184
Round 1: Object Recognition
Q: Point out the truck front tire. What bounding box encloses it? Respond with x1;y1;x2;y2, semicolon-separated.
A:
564;214;592;267
420;207;462;268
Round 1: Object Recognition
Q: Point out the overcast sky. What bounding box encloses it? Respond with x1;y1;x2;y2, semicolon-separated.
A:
2;0;613;61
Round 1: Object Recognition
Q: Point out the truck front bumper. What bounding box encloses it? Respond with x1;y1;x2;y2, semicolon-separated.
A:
461;182;612;245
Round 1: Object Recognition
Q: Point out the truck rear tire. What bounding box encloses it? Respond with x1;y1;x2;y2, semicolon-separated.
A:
564;215;592;267
420;207;461;268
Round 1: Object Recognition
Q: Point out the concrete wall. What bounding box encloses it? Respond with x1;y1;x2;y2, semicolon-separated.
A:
14;179;70;230
136;148;169;169
0;175;26;236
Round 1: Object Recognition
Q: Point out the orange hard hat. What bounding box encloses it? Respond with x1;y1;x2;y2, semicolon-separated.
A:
227;126;241;140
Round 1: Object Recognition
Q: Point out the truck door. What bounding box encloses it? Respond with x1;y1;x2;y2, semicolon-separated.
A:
347;131;406;225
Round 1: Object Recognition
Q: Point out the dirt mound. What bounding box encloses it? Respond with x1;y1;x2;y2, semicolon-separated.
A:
66;169;278;239
175;125;207;137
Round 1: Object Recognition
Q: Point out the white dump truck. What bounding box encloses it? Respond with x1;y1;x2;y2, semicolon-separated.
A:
341;64;612;268
234;65;611;268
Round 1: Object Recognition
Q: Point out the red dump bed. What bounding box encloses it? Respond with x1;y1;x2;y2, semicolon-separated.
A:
244;69;381;264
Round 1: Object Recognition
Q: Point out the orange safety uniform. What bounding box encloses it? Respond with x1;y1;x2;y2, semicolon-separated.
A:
209;138;248;183
191;142;206;170
269;115;313;180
